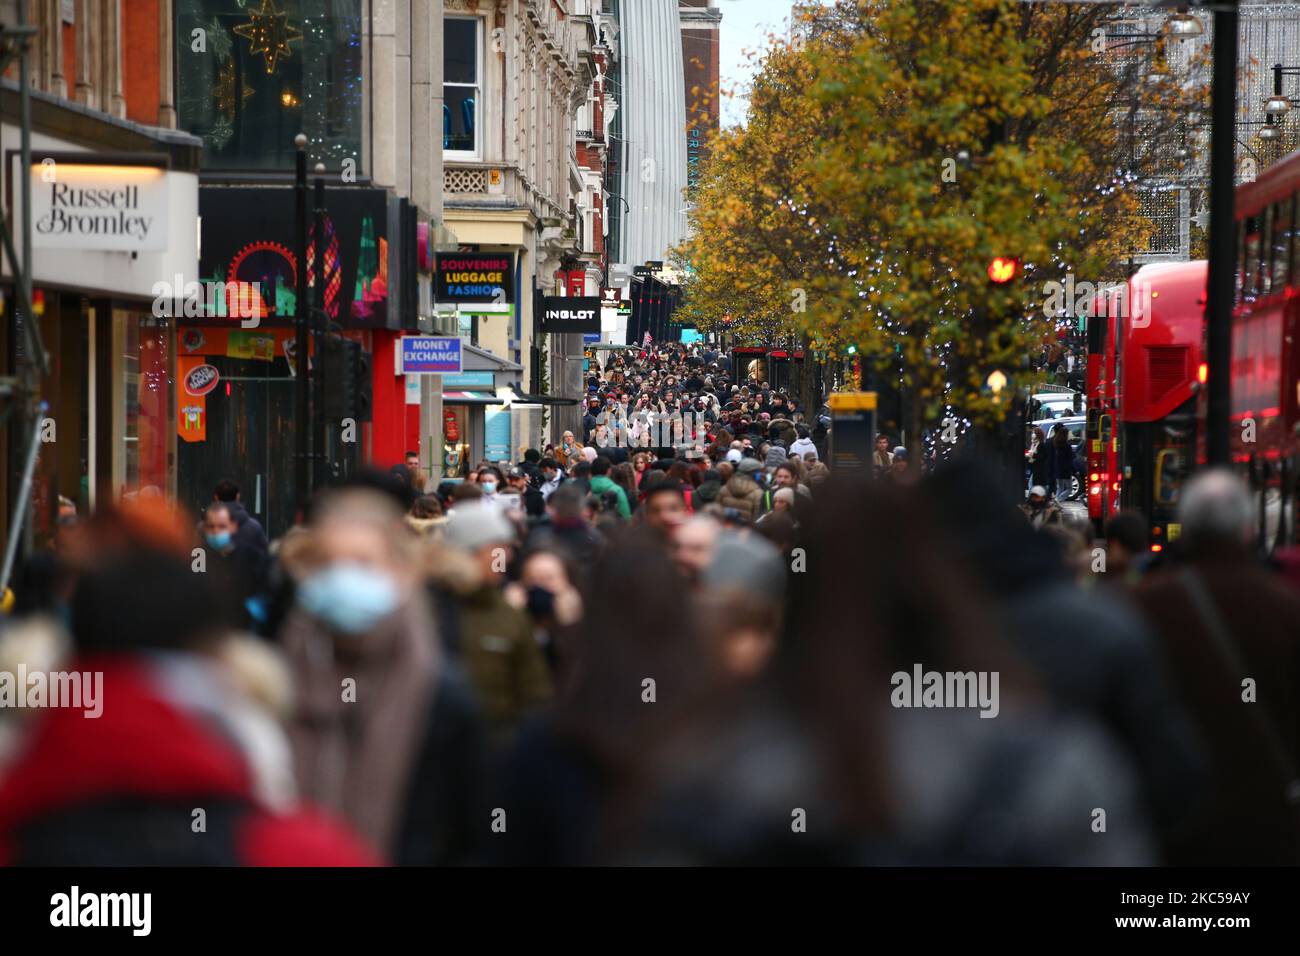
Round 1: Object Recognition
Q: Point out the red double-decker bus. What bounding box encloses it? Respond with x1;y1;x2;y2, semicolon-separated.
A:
1228;148;1300;549
1085;261;1207;545
1083;149;1300;552
1085;283;1122;530
1118;260;1207;549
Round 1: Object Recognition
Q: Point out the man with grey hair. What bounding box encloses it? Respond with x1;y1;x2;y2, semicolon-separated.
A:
1132;466;1300;864
1175;467;1256;551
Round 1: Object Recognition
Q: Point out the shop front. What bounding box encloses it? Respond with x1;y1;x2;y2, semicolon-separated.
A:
438;345;523;478
182;184;416;534
1;97;201;544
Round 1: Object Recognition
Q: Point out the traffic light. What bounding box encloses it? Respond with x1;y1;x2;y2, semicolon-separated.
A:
321;336;372;422
987;257;1019;284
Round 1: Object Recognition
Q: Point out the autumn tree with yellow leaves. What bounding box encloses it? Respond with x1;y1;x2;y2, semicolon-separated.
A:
679;0;1197;458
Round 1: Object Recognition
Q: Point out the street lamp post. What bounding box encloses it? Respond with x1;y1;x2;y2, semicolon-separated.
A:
1206;0;1239;467
293;134;311;511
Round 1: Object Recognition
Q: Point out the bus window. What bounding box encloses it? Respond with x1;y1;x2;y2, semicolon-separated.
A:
1243;225;1260;302
1289;193;1300;290
1236;220;1247;304
1260;205;1274;297
1154;448;1185;508
1273;200;1291;291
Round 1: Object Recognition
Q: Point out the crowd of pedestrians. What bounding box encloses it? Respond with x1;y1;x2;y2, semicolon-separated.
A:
0;340;1296;865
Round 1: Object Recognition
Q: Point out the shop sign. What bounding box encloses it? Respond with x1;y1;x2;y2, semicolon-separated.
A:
31;159;168;252
177;357;210;443
401;336;463;375
184;363;220;397
435;252;514;304
540;296;601;334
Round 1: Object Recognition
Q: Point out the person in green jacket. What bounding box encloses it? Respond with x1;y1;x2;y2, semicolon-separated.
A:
442;502;553;748
589;455;632;518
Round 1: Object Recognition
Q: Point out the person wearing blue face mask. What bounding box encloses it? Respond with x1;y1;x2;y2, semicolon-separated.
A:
475;465;504;504
201;502;268;627
278;487;487;865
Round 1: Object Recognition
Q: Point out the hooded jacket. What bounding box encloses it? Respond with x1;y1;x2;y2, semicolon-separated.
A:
589;475;631;518
790;436;818;460
718;473;765;523
427;547;553;747
0;655;376;866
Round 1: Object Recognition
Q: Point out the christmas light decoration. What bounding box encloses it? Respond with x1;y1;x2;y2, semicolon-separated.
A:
233;0;303;75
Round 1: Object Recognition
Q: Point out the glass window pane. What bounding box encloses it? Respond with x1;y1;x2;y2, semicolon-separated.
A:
445;19;478;84
445;86;477;152
1244;222;1260;302
1290;194;1300;289
1235;221;1246;304
1260;206;1274;297
177;1;363;171
1274;199;1292;291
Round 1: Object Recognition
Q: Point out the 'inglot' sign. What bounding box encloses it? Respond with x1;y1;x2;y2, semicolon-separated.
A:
540;296;601;333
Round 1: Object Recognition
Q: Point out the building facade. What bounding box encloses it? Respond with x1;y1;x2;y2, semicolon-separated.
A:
440;0;597;449
1;0;200;548
679;0;720;199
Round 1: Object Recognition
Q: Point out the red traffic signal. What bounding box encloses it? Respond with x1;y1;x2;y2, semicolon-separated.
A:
987;257;1019;284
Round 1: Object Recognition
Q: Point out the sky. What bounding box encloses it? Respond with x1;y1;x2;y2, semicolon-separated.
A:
716;0;814;127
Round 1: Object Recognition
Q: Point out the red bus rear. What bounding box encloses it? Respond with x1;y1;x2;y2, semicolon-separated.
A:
1117;261;1207;549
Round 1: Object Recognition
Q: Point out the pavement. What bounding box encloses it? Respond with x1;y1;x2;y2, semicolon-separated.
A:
1059;498;1089;524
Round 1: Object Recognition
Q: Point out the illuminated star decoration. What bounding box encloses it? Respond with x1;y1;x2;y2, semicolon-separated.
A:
233;0;303;75
1191;206;1210;232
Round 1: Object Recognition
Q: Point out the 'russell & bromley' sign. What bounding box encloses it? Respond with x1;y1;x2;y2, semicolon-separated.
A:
30;159;168;252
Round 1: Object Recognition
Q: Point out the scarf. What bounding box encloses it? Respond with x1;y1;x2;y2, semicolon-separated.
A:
282;591;440;860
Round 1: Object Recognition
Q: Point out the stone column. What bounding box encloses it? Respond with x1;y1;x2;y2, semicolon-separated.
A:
157;0;176;127
74;0;93;107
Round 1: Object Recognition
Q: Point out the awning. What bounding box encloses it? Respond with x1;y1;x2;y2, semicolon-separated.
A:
508;385;579;407
443;390;505;405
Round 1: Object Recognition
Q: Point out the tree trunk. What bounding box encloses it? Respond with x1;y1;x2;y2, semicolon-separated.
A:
906;392;924;475
799;331;819;421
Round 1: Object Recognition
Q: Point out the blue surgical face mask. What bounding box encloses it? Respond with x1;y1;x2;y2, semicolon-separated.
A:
205;531;233;551
297;562;401;635
481;481;498;495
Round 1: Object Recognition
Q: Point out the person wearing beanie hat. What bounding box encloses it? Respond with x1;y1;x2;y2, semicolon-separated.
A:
886;446;913;484
1020;485;1063;528
441;502;552;745
725;448;743;464
694;469;724;505
444;501;516;554
698;531;786;681
764;442;788;470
